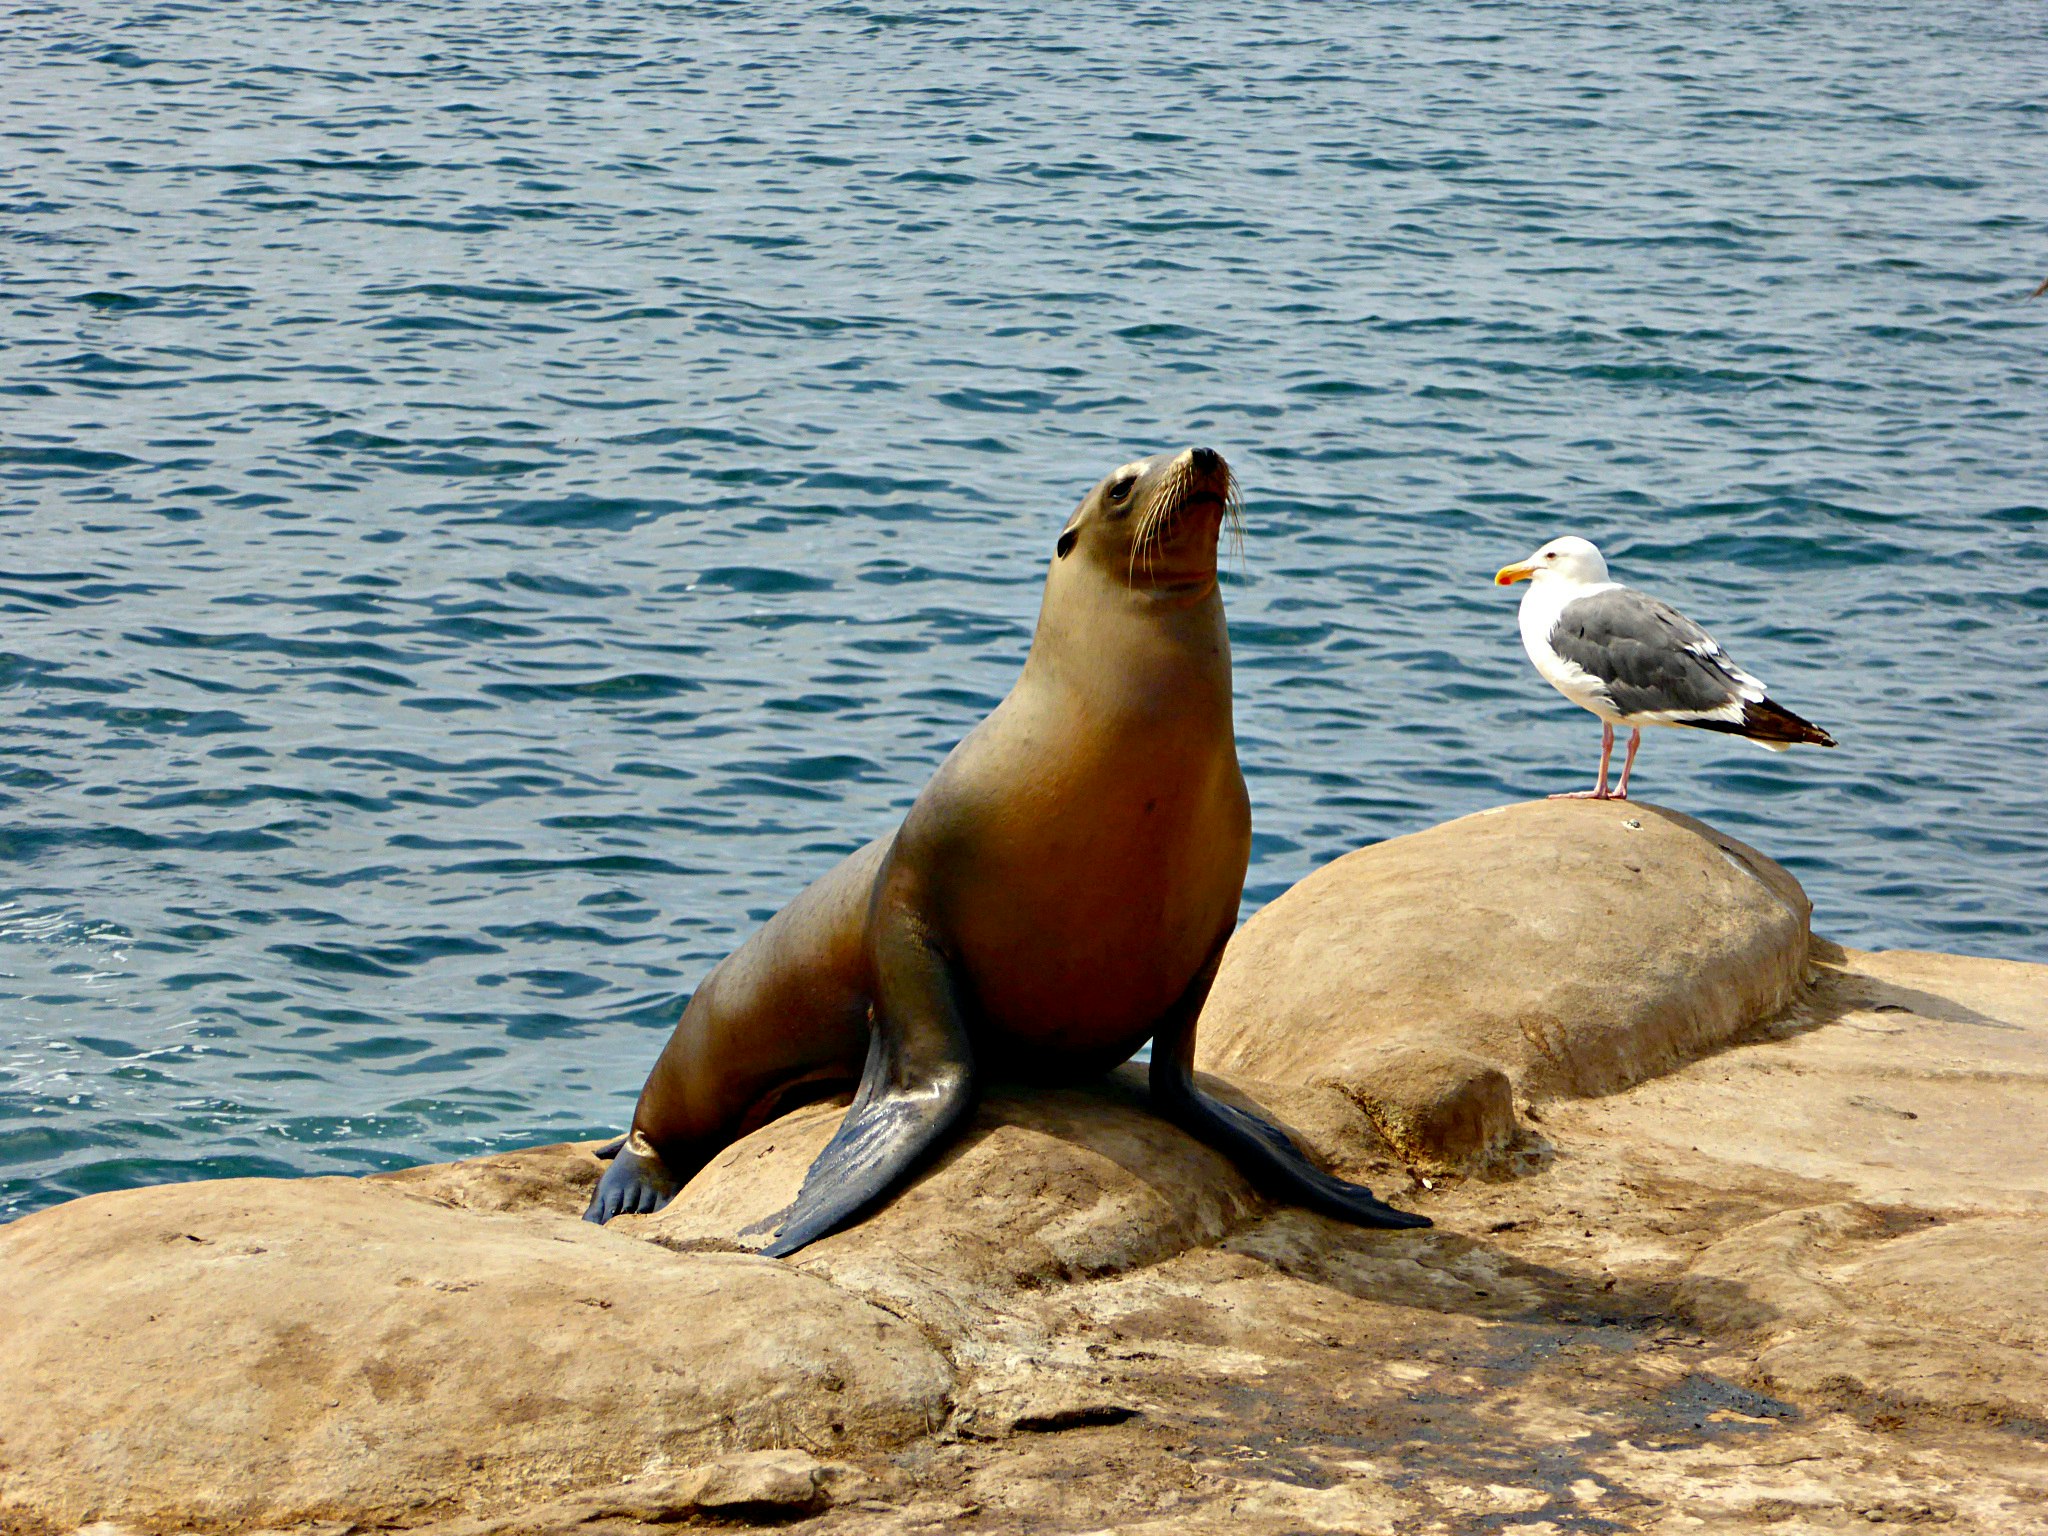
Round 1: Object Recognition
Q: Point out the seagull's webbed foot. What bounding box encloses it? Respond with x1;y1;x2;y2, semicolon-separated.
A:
1550;722;1622;800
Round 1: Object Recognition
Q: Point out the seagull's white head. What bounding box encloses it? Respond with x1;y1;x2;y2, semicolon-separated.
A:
1494;535;1609;589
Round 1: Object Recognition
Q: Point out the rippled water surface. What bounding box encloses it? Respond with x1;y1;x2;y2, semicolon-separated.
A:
4;1;2045;1220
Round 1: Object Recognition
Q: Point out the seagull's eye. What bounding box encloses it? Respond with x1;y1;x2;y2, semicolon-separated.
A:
1543;551;1557;560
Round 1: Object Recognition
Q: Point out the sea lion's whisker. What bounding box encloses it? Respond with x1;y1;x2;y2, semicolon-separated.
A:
1130;460;1180;585
1124;456;1239;586
1223;470;1246;574
1155;467;1180;567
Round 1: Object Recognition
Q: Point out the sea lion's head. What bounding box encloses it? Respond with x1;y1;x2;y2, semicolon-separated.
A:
1055;446;1241;601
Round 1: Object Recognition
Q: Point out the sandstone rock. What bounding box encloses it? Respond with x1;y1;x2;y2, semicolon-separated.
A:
371;1138;603;1214
1552;940;2048;1209
1677;1202;2048;1430
0;1176;950;1532
1317;1039;1518;1172
635;1069;1276;1330
409;1450;840;1536
0;1075;1324;1535
1197;801;1812;1136
957;1373;1142;1439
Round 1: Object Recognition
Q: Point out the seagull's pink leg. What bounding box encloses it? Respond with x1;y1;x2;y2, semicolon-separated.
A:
1613;728;1641;801
1551;721;1616;800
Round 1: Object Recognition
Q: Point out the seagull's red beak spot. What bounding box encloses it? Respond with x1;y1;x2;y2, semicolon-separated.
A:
1495;563;1535;586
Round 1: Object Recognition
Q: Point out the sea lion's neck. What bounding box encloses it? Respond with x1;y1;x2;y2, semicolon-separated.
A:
1018;561;1235;729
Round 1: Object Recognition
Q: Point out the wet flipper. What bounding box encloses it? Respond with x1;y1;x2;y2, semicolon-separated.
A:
583;1136;681;1223
1148;946;1431;1231
1154;1075;1431;1228
745;912;974;1259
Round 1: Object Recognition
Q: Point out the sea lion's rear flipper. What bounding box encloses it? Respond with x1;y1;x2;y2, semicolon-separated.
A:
745;918;975;1259
1149;954;1431;1232
1157;1078;1432;1229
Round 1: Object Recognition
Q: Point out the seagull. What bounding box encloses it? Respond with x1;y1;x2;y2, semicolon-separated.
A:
1494;536;1835;801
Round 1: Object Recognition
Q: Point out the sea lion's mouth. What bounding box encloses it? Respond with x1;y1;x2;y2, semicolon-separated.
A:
1127;452;1242;590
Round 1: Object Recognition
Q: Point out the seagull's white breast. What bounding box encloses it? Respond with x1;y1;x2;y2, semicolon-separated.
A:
1517;576;1627;723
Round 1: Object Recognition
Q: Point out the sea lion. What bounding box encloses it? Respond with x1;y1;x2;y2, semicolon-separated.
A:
585;446;1429;1254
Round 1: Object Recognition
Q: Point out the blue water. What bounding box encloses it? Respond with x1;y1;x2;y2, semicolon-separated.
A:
4;1;2044;1223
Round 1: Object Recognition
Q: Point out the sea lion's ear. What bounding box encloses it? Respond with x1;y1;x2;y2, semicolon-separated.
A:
1056;527;1079;559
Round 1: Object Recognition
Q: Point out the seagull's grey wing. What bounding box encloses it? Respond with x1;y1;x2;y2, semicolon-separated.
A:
1550;587;1761;720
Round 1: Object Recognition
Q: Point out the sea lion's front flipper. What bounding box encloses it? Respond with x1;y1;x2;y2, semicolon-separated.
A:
583;1133;681;1222
1149;949;1431;1232
746;916;975;1259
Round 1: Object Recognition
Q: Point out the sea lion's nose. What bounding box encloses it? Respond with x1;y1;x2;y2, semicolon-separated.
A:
1189;446;1222;474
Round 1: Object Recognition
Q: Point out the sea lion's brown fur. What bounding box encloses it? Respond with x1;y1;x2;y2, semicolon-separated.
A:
587;447;1426;1253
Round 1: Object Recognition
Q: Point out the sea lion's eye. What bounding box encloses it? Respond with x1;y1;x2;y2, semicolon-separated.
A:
1108;477;1135;504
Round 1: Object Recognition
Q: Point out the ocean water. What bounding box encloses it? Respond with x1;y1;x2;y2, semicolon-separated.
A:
3;1;2044;1222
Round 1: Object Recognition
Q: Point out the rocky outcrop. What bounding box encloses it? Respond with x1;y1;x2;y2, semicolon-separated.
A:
4;805;2046;1536
0;1073;1370;1534
1677;1202;2048;1432
0;1170;952;1532
418;1074;1298;1339
1196;799;1811;1165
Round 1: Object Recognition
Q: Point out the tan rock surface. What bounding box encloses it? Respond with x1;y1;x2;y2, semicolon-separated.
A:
1678;1203;2048;1430
1197;800;1812;1136
0;1175;951;1532
5;808;2047;1536
641;1074;1271;1294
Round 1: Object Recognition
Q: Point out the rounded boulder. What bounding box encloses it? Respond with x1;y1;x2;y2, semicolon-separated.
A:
1196;801;1812;1125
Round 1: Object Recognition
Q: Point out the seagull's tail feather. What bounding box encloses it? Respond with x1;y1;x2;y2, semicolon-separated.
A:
1693;698;1836;749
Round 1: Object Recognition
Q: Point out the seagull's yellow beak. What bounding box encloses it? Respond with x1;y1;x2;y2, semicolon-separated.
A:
1495;561;1536;586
